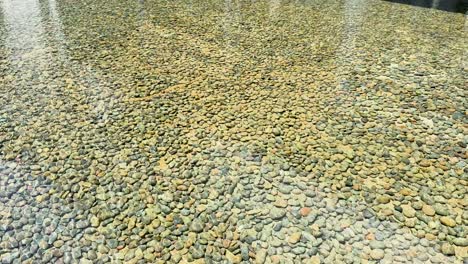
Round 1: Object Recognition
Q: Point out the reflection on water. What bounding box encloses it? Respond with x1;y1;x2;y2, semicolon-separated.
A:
223;0;241;48
268;0;281;19
336;0;369;89
2;0;45;64
47;0;67;58
0;0;466;263
384;0;468;13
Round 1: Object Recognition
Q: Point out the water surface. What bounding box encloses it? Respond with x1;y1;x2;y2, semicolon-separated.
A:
0;0;466;263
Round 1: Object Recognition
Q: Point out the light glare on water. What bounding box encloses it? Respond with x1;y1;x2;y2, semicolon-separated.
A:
0;0;466;263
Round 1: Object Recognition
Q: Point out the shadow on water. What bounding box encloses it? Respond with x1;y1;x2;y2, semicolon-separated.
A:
383;0;468;13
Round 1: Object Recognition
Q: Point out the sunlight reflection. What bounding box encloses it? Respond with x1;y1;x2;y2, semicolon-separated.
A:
47;0;67;58
269;0;281;19
2;0;46;63
335;0;369;89
223;0;240;48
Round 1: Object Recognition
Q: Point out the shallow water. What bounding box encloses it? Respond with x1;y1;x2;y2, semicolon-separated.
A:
0;0;467;263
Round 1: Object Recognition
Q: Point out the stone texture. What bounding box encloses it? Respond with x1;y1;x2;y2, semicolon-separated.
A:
0;1;464;264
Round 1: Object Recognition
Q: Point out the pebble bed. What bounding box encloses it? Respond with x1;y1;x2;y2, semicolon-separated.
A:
0;0;467;263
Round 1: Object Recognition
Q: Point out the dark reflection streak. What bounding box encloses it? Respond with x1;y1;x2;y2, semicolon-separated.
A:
463;18;467;72
383;0;468;13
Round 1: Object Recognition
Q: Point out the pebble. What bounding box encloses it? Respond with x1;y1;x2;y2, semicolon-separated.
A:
452;238;467;247
308;256;321;264
433;204;450;216
226;250;241;263
377;195;391;204
292;247;306;254
90;216;100;227
190;219;204;233
255;249;267;264
370;249;385;260
440;243;455;255
0;1;464;264
270;208;286;220
370;240;386;249
422;205;435;216
300;207;312;216
402;204;416;218
241;245;249;260
288;232;302;244
439;217;456;227
107;239;118;249
362;209;374;218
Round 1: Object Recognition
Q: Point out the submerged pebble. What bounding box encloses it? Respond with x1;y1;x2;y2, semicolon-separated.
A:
0;0;465;263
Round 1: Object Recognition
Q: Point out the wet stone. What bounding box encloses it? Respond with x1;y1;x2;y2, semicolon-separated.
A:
434;204;450;216
190;219;204;233
370;249;385;260
363;209;374;219
278;184;294;194
440;243;455;255
107;239;119;249
0;0;464;263
422;205;435;216
288;232;302;244
271;208;287;220
440;216;456;227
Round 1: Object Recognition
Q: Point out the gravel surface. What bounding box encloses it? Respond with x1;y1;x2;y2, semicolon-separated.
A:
0;0;466;263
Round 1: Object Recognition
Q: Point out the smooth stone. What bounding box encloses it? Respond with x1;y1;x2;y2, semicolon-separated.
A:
440;216;456;227
90;216;100;227
363;209;374;219
422;205;435;216
226;250;241;263
240;229;257;243
190;247;204;259
453;238;468;247
376;195;391;204
433;204;450;216
190;219;204;233
306;255;321;264
274;199;288;208
401;204;416;218
278;184;293;194
369;240;386;249
107;239;119;249
305;190;316;198
420;193;434;205
87;250;97;260
370;249;385;260
412;201;423;210
241;245;249;261
291;247;306;255
288;232;301;244
270;208;286;220
440;243;455;255
255;249;267;264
